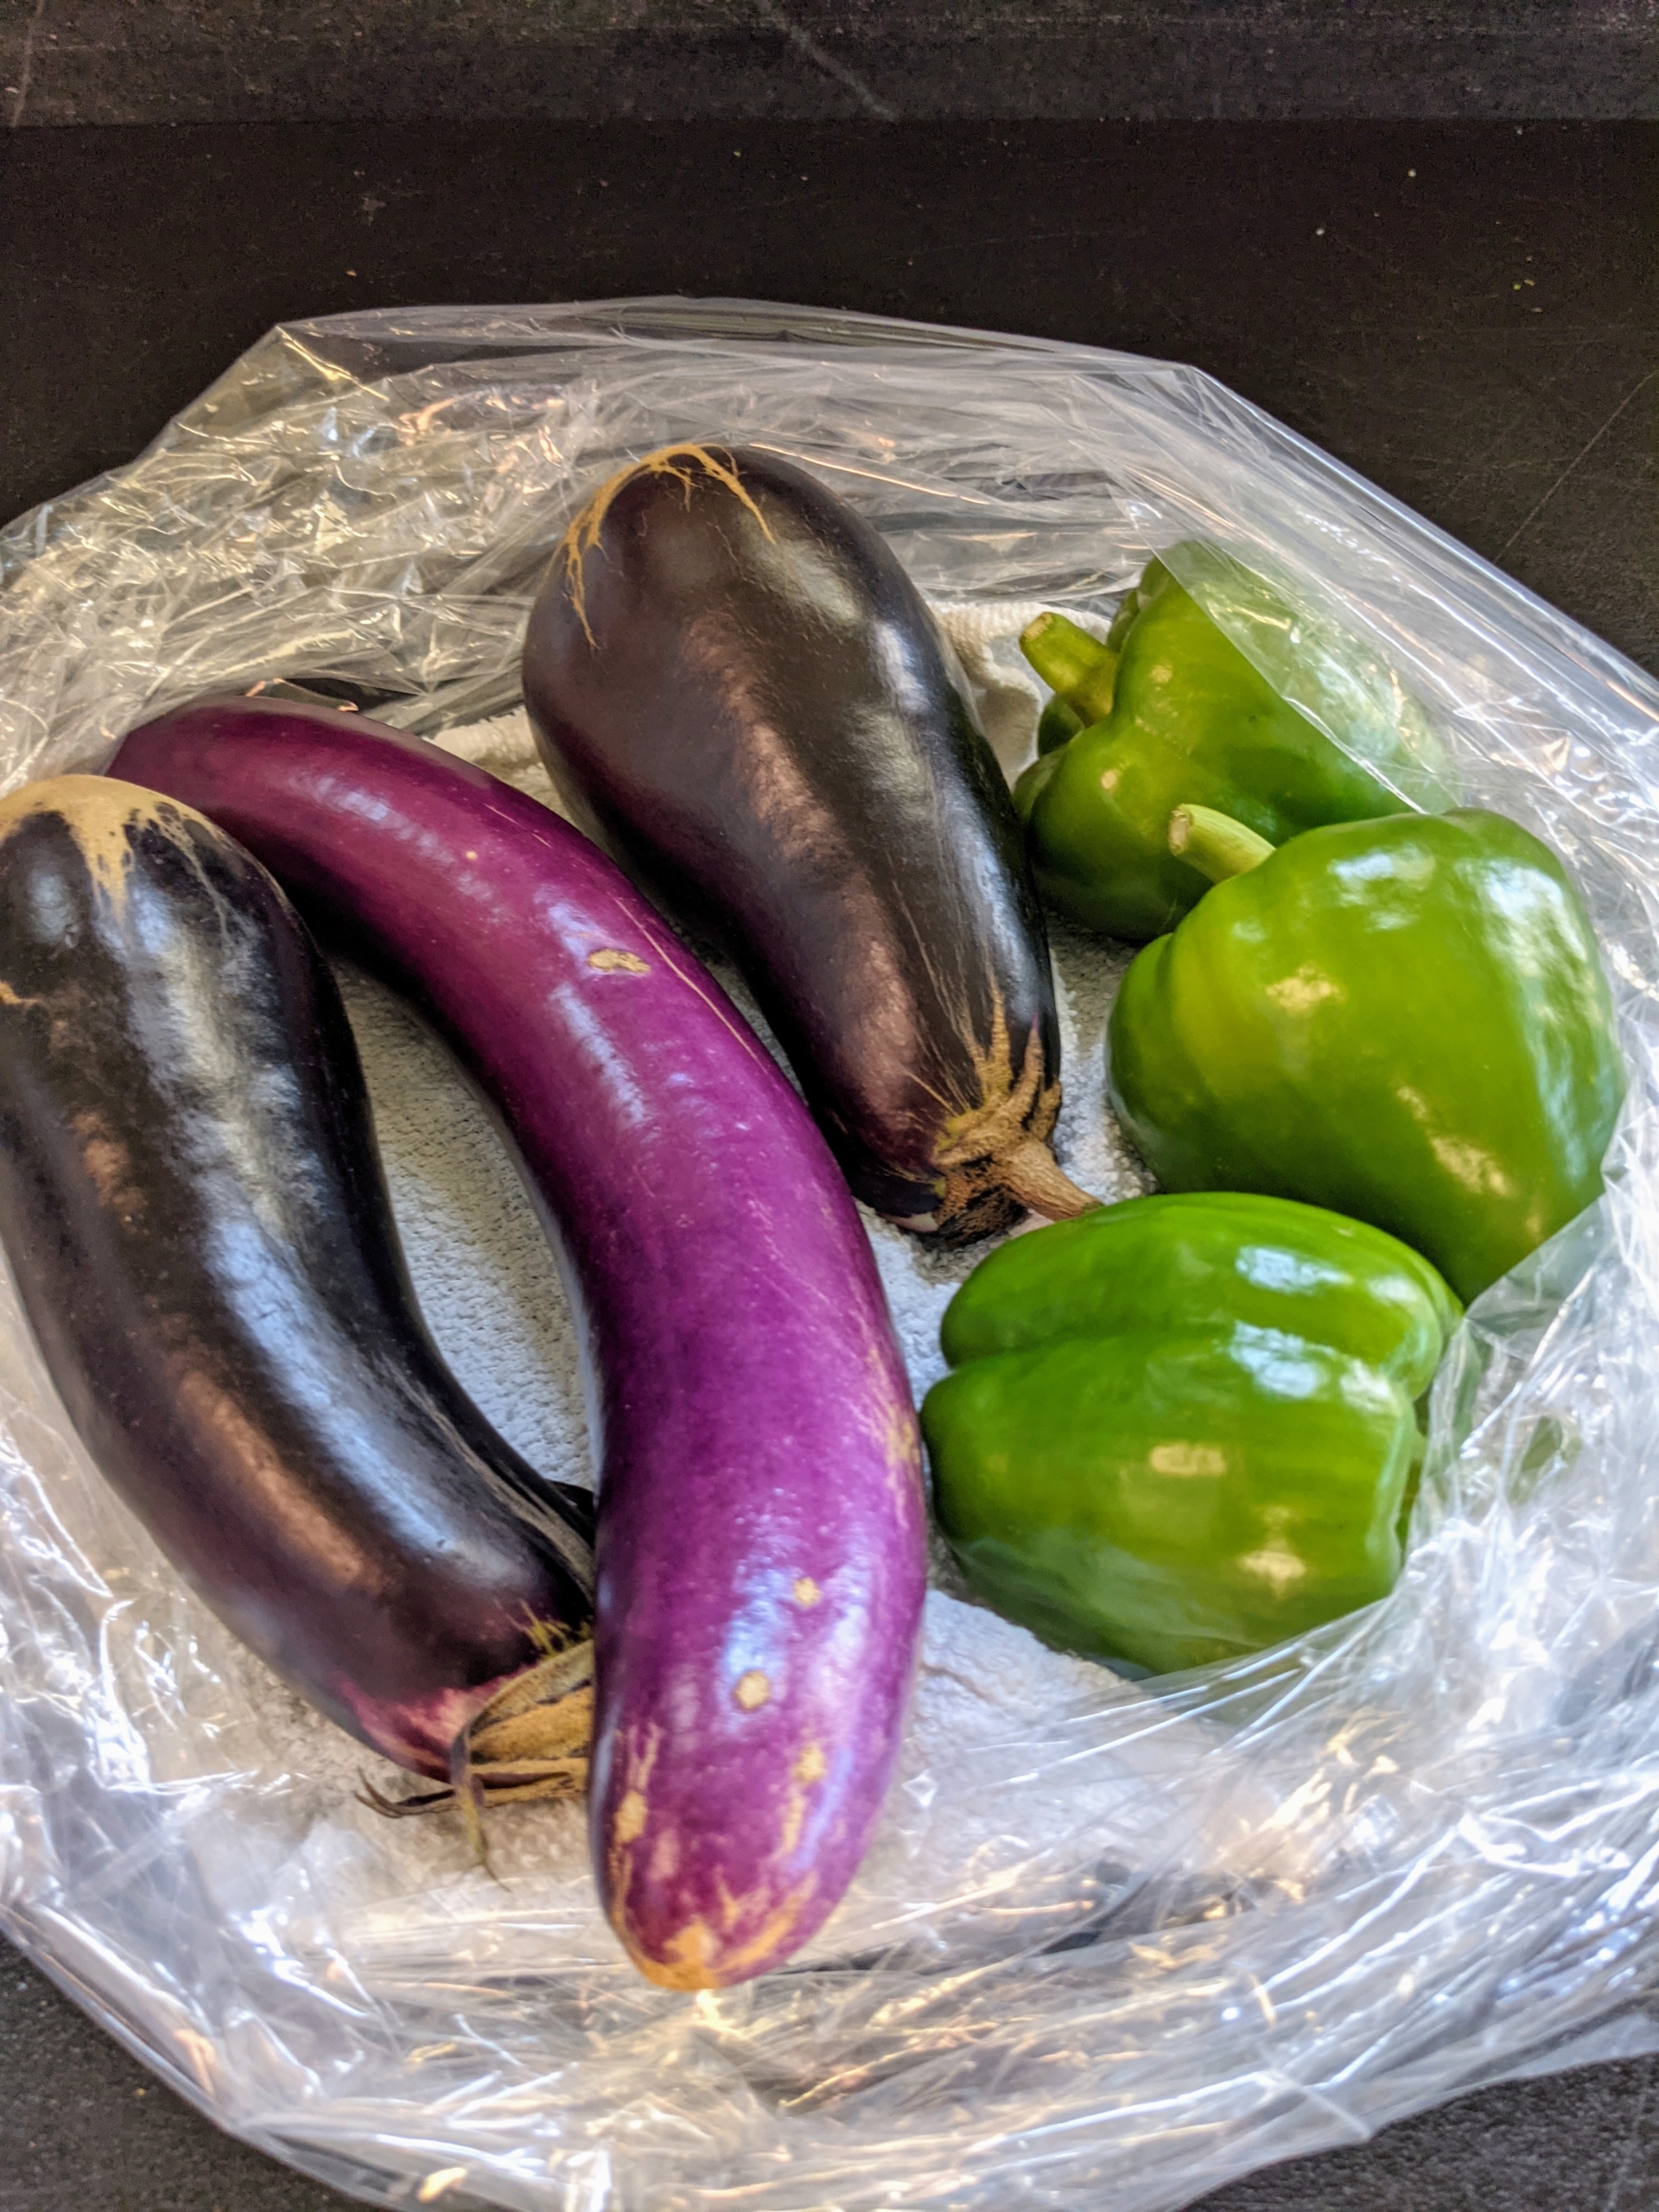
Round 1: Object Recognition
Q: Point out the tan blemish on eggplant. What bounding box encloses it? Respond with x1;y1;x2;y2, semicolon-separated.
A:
884;1402;924;1502
794;1742;827;1784
559;443;774;643
778;1791;806;1858
792;1576;821;1608
628;1880;818;1992
587;948;651;974
776;1749;829;1857
613;1788;649;1846
0;777;202;918
734;1669;772;1711
603;1723;664;1919
0;980;40;1009
635;1916;718;1991
70;1109;148;1222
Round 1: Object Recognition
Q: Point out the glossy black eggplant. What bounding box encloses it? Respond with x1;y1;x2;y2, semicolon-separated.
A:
0;777;594;1807
522;443;1095;1244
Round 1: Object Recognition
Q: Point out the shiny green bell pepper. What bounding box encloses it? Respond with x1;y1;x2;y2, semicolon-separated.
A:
1109;806;1626;1304
924;1192;1455;1674
941;1189;1460;1392
1014;546;1452;942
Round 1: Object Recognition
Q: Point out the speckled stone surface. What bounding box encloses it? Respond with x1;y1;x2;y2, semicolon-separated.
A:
0;1;1656;124
1;111;1656;2212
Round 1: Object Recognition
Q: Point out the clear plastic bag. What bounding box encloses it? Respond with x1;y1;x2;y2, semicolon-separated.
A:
3;297;1659;2212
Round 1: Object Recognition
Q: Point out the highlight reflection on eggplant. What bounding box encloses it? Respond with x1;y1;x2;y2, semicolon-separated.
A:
0;777;595;1822
524;442;1096;1244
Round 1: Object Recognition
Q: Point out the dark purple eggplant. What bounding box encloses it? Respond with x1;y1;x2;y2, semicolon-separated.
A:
111;703;926;1991
0;776;594;1814
522;442;1096;1245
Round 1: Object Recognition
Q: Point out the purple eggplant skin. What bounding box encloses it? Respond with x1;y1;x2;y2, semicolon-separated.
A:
0;777;595;1806
522;442;1096;1246
111;698;928;1992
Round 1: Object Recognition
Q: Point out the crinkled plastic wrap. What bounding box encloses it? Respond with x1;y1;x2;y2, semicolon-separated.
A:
3;298;1659;2212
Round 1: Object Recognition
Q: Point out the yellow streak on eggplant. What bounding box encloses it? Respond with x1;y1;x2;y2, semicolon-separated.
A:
69;1109;149;1223
604;1722;664;1917
792;1576;821;1608
628;1880;818;1992
0;776;211;917
557;442;774;642
587;948;651;974
883;1397;924;1510
613;1789;649;1846
776;1784;811;1857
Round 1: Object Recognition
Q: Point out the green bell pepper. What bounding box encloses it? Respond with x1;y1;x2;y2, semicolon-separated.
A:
1109;806;1626;1304
1014;546;1452;942
941;1189;1460;1392
1036;694;1084;756
924;1192;1456;1674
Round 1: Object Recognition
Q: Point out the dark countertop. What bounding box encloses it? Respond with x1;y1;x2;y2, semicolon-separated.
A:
2;116;1656;2212
1;2;1656;125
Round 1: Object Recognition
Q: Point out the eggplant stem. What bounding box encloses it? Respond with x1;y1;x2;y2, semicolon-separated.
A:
356;1636;595;1839
933;993;1098;1230
450;1730;491;1868
997;1135;1099;1222
558;444;773;642
356;1756;589;1821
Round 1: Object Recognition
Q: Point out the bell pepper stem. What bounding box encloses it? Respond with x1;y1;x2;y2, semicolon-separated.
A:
1020;611;1119;726
1168;804;1276;882
1036;694;1084;756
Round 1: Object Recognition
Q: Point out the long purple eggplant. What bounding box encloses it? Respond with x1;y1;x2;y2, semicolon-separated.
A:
0;776;595;1815
112;698;927;1990
523;442;1095;1245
